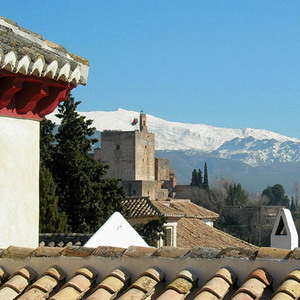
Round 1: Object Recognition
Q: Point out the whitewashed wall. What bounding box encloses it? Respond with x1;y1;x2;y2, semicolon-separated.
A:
0;116;39;248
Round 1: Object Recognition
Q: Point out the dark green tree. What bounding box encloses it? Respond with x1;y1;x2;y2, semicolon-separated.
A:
39;165;68;232
190;169;202;188
202;162;209;190
226;183;248;206
39;118;69;232
190;169;198;187
262;184;290;208
133;216;167;247
291;196;296;212
52;94;125;232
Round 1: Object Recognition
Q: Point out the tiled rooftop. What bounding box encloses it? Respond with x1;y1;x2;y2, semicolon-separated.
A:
0;245;300;299
124;197;251;249
176;218;256;249
124;197;219;219
0;17;89;85
39;234;92;247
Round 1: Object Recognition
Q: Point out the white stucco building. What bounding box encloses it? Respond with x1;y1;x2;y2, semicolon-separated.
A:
0;17;89;248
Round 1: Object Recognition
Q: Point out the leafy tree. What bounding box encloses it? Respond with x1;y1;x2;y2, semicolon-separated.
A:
133;216;167;247
226;183;248;206
43;94;125;232
262;184;290;208
203;162;209;190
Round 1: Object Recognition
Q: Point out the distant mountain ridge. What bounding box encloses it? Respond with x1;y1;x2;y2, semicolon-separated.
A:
49;108;300;166
48;108;300;193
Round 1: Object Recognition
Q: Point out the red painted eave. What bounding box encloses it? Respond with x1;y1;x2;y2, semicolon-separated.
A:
0;69;74;120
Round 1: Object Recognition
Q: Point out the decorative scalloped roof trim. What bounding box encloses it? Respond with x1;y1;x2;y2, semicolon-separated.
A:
0;17;89;86
16;55;31;75
43;60;58;80
30;57;44;77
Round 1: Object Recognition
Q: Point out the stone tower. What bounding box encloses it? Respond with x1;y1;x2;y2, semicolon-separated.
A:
100;113;155;181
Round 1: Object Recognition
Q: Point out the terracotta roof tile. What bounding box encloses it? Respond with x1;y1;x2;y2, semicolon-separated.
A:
195;268;236;299
86;288;114;300
124;197;219;219
156;288;186;300
153;246;190;259
32;246;65;257
197;276;231;298
272;269;300;299
176;218;257;249
39;234;92;248
219;247;257;260
194;290;220;300
231;292;254;300
0;266;9;284
92;246;126;257
1;245;300;299
18;266;65;300
118;288;146;300
272;292;294;300
123;245;157;257
123;197;160;218
184;246;221;259
289;247;300;260
167;270;196;293
257;247;291;259
0;267;36;299
232;268;272;300
0;246;34;259
119;267;164;300
96;273;125;293
61;246;95;258
49;268;95;300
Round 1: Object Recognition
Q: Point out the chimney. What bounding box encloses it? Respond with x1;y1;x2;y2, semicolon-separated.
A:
270;208;298;250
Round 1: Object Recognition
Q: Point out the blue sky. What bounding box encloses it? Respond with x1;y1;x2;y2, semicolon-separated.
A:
3;1;300;138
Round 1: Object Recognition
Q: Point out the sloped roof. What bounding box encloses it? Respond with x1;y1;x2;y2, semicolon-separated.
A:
0;17;89;85
84;212;149;248
124;197;219;219
39;233;92;247
0;245;300;299
177;218;256;249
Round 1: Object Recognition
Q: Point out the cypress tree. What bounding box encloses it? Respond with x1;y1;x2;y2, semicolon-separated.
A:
190;169;198;187
40;165;68;232
203;162;209;190
52;94;125;232
291;196;296;212
197;169;203;188
40;118;68;232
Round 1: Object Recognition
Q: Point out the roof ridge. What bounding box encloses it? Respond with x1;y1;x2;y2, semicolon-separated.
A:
0;244;297;260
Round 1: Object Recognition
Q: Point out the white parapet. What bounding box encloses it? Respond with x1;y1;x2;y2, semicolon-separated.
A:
271;208;298;250
0;116;39;248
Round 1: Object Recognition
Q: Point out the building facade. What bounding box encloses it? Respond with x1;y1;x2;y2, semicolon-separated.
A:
94;113;175;200
0;17;89;248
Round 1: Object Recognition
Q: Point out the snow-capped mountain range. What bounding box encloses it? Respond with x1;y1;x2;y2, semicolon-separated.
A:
49;108;300;168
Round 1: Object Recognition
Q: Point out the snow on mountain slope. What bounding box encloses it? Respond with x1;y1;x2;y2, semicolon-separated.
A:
48;108;300;153
213;136;300;166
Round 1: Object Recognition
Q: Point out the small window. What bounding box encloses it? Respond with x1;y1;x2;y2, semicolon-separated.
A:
165;228;172;246
116;145;120;150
